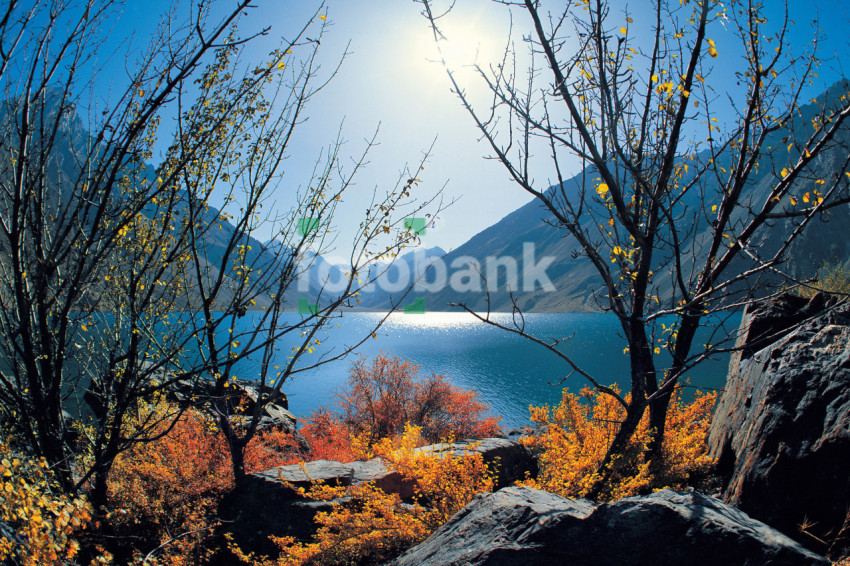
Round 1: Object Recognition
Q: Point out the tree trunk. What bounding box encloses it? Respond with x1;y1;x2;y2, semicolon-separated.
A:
646;314;700;462
586;402;646;500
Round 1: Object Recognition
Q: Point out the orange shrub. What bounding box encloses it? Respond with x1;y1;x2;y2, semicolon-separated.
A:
340;355;501;445
252;409;358;465
106;406;282;565
375;424;494;526
521;386;717;501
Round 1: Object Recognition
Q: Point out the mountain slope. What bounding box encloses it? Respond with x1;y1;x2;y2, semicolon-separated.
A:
374;80;850;312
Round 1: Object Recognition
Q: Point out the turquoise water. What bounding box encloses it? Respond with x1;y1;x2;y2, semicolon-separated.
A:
262;312;731;429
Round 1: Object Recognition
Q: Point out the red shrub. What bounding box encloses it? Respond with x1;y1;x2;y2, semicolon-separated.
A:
339;355;501;445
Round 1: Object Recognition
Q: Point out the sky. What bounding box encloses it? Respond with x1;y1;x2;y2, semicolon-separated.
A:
87;0;850;255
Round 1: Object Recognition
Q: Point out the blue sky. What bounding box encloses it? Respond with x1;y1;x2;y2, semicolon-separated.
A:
92;1;850;254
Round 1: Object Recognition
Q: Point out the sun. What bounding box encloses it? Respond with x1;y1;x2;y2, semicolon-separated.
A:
408;8;509;88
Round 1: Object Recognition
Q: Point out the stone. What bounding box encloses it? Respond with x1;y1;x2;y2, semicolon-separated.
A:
415;438;538;489
390;486;829;566
708;294;850;557
224;438;537;551
247;438;537;500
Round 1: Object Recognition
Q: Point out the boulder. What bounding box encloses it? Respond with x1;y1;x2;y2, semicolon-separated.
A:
390;486;828;566
223;439;537;551
248;458;413;496
416;438;538;489
168;377;297;433
248;437;537;500
708;294;850;557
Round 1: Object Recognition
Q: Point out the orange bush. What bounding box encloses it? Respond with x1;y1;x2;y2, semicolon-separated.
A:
100;356;504;564
105;405;282;565
340;355;501;446
254;409;358;465
521;386;717;501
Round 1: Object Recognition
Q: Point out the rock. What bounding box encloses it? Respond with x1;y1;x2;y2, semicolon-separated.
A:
222;459;412;552
708;294;850;557
248;438;537;500
416;438;538;489
506;426;534;437
219;485;344;555
224;438;536;551
390;486;828;566
167;376;297;433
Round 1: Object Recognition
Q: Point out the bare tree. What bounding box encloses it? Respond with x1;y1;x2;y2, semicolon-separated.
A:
0;0;439;508
419;0;850;495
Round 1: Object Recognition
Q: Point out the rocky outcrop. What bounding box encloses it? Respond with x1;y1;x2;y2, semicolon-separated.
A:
167;377;297;433
248;437;537;499
708;293;850;557
222;438;537;554
390;486;827;566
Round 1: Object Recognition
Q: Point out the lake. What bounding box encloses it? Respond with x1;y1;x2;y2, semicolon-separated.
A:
264;311;733;429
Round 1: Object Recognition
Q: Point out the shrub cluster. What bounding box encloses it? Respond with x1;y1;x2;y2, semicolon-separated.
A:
0;356;721;565
521;386;717;501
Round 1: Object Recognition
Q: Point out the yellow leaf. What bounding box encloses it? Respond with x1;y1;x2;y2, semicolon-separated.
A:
789;196;797;205
626;17;633;23
277;61;286;69
620;26;627;34
319;14;327;20
654;347;661;354
596;183;609;197
711;205;717;212
780;168;789;178
708;47;718;58
803;192;810;203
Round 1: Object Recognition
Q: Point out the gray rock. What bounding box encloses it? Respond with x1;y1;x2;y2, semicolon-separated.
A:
248;438;537;499
224;438;536;551
414;438;538;489
708;294;850;556
390;486;828;566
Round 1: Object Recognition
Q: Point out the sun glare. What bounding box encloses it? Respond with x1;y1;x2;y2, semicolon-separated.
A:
408;10;508;89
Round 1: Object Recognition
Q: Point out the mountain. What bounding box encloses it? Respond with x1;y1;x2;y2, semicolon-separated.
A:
306;246;447;311
0;89;328;312
372;80;850;312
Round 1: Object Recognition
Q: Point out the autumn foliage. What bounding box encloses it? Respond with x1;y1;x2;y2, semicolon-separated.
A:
98;356;500;564
104;406;282;565
2;354;722;565
339;355;501;446
0;439;101;566
521;386;718;501
233;424;495;566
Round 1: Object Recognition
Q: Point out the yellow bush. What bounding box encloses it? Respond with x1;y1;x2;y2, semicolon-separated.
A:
797;261;850;297
0;441;101;566
521;386;717;501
